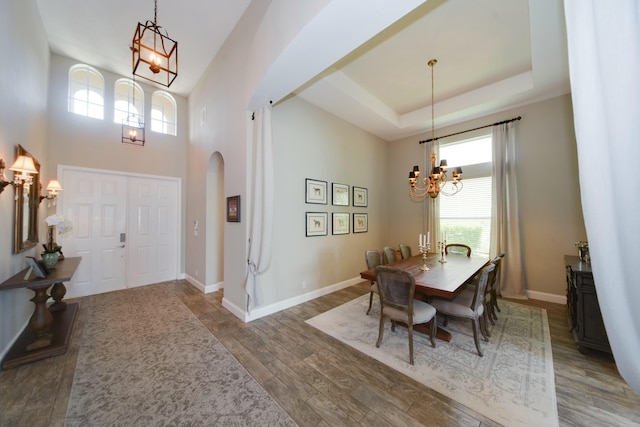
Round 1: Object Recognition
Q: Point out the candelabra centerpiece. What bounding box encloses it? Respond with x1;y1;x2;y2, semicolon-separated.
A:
438;238;447;263
418;232;431;271
418;242;431;271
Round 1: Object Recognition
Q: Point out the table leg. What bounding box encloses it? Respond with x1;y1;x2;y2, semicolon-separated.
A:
26;287;53;351
49;282;67;312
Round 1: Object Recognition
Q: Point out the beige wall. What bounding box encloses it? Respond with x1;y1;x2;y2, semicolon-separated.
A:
0;0;51;356
389;93;583;299
45;54;189;276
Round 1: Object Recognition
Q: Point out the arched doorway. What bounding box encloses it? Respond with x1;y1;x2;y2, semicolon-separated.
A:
206;152;224;290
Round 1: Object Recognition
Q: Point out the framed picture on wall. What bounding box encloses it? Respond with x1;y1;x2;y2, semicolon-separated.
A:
353;186;368;207
25;256;47;278
332;212;350;235
353;213;368;233
306;212;328;237
332;183;349;206
305;179;327;204
227;195;241;222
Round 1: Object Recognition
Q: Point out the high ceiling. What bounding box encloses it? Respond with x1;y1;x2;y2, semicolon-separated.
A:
35;0;570;142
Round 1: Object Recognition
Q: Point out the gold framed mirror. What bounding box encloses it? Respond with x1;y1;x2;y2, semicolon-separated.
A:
14;145;41;253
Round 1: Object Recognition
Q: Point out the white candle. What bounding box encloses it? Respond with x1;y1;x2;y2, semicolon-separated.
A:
419;234;422;247
427;231;430;244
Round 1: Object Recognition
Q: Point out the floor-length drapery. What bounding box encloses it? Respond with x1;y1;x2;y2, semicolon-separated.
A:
245;103;274;311
490;122;526;298
564;0;640;393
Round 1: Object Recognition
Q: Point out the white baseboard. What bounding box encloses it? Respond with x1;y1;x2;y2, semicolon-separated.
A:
222;276;363;323
0;318;29;372
526;290;566;305
184;274;223;294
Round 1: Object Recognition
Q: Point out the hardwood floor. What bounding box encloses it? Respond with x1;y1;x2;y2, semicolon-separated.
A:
1;279;639;427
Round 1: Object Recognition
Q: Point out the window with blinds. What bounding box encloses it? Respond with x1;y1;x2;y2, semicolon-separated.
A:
439;136;492;257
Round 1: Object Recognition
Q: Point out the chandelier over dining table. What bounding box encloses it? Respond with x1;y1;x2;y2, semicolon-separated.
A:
408;59;462;199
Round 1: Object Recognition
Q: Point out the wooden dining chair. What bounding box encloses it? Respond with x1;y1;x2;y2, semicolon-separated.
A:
399;244;412;260
383;246;398;264
364;250;383;315
375;265;437;365
430;263;495;356
445;243;472;257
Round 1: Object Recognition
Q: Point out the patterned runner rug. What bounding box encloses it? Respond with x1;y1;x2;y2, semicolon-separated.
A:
306;295;558;427
65;284;297;427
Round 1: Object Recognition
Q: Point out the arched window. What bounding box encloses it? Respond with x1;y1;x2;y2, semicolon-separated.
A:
151;91;177;136
114;79;144;127
68;64;104;119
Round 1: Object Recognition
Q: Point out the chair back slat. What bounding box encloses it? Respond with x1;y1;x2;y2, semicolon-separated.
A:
470;263;495;311
399;244;412;260
445;243;472;257
375;266;415;312
365;250;383;270
383;246;398;264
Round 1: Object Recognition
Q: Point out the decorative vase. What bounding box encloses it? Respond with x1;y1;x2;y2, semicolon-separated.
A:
42;252;60;269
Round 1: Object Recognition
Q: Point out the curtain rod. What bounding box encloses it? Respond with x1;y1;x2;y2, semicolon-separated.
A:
418;116;521;144
251;100;273;121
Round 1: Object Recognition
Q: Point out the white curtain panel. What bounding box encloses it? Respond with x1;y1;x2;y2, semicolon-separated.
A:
245;103;274;311
491;122;526;298
564;0;640;393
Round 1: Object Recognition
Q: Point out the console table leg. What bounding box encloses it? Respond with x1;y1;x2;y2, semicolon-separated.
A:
49;282;67;312
27;287;53;350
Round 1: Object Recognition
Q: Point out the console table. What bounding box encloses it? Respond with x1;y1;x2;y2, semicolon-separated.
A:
0;257;81;369
565;255;611;354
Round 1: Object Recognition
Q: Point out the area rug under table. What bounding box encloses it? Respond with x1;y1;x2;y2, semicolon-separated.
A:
306;295;558;427
65;284;296;427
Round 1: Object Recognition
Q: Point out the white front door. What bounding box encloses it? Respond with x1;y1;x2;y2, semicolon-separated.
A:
61;169;127;297
60;168;179;297
127;176;178;287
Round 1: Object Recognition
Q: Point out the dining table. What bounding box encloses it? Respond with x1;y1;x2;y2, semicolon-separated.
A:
360;252;489;341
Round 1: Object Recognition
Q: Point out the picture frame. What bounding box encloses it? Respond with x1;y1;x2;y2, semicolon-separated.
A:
332;212;350;235
353;213;368;233
306;212;328;237
352;186;368;207
332;183;349;206
305;179;327;204
226;195;240;222
25;256;47;278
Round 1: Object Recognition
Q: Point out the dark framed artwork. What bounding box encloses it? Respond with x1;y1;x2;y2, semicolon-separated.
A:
353;213;368;233
306;212;328;237
352;186;368;207
227;195;240;222
332;212;350;235
305;179;327;204
332;183;349;206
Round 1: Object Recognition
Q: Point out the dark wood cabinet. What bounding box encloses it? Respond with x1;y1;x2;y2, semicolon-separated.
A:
565;255;611;354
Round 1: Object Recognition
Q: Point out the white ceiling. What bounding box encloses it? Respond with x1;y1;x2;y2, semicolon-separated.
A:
35;0;570;142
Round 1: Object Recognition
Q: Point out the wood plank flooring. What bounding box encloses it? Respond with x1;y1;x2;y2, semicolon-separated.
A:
1;279;639;426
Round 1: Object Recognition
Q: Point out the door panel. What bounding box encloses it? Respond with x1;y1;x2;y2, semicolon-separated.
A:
127;176;178;287
62;170;127;297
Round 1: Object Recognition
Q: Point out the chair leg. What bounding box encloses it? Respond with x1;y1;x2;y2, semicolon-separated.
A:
408;325;414;365
366;291;374;315
482;310;492;337
441;314;449;327
492;290;501;313
479;315;490;341
471;318;484;357
429;318;437;348
376;316;385;348
485;300;495;326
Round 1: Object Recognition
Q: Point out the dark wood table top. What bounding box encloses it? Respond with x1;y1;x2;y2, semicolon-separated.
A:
360;253;489;299
0;257;82;291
